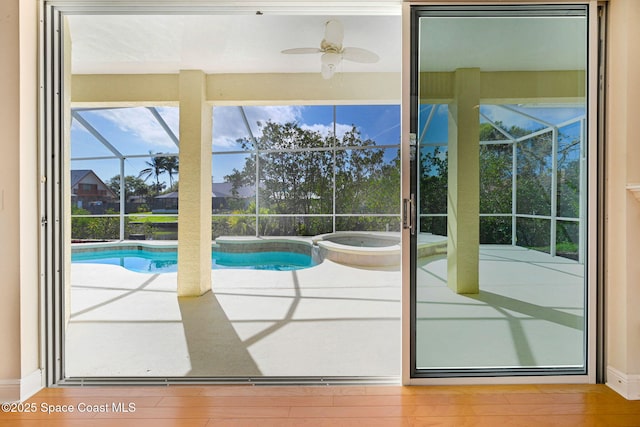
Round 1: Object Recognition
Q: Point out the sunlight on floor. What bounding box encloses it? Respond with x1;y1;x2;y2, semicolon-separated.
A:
416;245;584;369
66;260;401;377
66;244;584;377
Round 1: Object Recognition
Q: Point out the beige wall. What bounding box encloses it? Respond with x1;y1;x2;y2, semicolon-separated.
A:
0;0;639;401
19;0;40;382
0;0;23;387
606;0;640;390
71;72;401;105
0;0;41;401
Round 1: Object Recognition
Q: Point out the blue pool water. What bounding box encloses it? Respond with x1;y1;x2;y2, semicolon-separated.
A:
72;249;316;273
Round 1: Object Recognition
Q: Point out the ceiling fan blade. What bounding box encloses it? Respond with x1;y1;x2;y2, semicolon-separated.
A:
323;20;344;47
341;47;379;63
281;48;322;54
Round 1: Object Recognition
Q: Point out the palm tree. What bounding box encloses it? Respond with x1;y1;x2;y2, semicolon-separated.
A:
138;152;167;194
164;156;179;188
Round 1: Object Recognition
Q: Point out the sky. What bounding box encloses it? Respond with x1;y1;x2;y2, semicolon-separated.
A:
70;104;401;186
71;103;584;189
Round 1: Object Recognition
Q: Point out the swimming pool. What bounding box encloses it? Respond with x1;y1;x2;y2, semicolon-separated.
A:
72;249;316;273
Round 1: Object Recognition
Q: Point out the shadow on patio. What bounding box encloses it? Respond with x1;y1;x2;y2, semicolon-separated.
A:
66;261;401;378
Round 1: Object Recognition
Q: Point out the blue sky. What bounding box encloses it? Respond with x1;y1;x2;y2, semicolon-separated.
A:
71;104;401;186
71;103;583;189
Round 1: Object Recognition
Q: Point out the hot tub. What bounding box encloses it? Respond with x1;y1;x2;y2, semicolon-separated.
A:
312;232;447;267
312;232;401;267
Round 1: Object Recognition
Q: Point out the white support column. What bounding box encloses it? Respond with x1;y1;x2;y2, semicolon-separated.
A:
177;70;212;297
447;68;480;294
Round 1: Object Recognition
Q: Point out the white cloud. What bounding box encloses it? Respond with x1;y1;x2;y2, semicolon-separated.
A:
155;107;179;135
93;107;179;150
212;105;359;147
251;105;304;125
211;107;253;149
70;118;90;133
301;122;353;140
91;105;377;152
212;105;306;149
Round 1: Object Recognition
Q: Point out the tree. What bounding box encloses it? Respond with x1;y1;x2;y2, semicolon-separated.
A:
231;121;332;217
107;175;151;199
419;146;448;235
478;122;514;244
163;156;179;188
419;118;582;255
335;128;399;222
138;152;168;194
226;120;401;235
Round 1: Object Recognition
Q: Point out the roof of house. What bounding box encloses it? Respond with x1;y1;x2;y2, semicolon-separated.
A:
70;169;93;187
211;182;254;198
70;169;117;199
155;183;255;199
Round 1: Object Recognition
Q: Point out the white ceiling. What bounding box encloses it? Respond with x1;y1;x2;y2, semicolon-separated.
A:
67;14;402;75
419;17;586;72
67;13;585;76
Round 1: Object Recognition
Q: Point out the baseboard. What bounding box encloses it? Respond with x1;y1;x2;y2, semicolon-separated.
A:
0;379;20;403
0;369;43;402
607;366;640;400
20;369;43;401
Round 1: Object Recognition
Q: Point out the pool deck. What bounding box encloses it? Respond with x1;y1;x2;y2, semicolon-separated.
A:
66;257;401;378
66;241;584;378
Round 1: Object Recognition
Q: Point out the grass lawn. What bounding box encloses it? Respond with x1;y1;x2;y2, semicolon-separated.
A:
129;213;178;223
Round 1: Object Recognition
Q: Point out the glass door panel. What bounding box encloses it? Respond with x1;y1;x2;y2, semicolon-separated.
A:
411;5;588;376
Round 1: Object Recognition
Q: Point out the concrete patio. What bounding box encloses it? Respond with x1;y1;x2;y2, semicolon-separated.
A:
416;245;585;370
66;258;401;378
66;244;584;378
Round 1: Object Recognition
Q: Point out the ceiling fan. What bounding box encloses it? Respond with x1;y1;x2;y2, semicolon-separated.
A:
281;20;379;79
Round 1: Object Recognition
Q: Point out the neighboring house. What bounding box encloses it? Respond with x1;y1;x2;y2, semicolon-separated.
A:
212;182;255;211
152;182;255;213
70;169;117;213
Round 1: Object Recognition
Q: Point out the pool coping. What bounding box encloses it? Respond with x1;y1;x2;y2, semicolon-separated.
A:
71;233;448;267
71;240;178;254
71;236;316;256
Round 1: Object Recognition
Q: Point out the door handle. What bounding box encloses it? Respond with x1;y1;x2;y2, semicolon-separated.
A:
403;194;416;235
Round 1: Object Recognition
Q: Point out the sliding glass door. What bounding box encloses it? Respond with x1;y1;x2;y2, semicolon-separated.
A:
409;4;591;377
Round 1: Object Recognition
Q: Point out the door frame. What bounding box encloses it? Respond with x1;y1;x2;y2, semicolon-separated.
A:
400;0;601;385
41;0;405;386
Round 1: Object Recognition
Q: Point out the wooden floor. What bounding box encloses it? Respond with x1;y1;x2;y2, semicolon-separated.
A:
1;384;639;426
